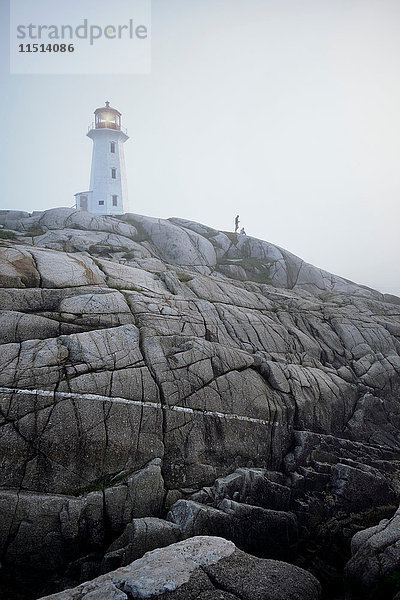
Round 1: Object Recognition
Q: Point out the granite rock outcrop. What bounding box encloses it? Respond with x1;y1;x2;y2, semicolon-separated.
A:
0;208;399;599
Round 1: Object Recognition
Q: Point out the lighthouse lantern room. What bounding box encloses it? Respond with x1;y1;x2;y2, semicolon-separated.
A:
75;102;129;215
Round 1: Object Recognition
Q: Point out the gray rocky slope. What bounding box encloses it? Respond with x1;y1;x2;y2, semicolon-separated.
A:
0;208;400;600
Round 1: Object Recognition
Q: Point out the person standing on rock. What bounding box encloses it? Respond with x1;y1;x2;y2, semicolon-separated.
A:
240;227;246;235
235;215;240;233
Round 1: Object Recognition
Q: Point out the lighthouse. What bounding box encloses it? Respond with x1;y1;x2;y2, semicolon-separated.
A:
75;102;129;215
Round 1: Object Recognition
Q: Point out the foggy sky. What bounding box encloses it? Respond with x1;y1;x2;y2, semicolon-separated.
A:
1;0;399;296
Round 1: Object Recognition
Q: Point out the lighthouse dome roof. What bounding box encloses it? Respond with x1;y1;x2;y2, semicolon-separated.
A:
94;101;121;116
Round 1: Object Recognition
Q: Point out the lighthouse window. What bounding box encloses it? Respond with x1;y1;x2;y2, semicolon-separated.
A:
110;142;115;153
111;168;116;179
99;201;104;205
112;195;118;206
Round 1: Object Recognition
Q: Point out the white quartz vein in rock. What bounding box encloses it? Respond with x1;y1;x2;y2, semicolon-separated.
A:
0;386;281;426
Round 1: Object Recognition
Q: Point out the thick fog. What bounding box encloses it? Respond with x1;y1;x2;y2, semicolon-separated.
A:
1;0;399;295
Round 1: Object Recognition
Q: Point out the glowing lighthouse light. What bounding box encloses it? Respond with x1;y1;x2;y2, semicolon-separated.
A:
75;101;129;215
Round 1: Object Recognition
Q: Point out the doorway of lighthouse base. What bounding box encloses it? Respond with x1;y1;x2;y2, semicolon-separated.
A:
80;195;88;211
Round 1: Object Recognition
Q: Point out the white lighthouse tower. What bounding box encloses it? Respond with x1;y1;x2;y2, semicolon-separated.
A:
75;102;129;215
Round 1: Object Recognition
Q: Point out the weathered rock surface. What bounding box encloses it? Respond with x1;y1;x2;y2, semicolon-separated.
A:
345;503;400;599
167;498;298;558
0;207;399;599
101;517;182;573
39;536;321;600
0;459;164;573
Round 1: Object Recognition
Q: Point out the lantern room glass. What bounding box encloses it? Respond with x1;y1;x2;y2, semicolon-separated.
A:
95;110;121;130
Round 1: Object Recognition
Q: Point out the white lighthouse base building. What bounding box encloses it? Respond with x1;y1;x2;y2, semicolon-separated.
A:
75;102;129;215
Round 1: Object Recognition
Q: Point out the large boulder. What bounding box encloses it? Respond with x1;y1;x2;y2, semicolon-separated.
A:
204;467;291;511
0;246;40;287
38;536;321;600
167;498;298;558
32;229;143;255
101;517;182;572
345;505;400;599
96;258;168;294
330;462;397;511
0;209;30;229
123;214;217;270
15;207;138;238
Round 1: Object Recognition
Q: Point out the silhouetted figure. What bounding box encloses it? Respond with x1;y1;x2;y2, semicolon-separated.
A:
234;215;240;233
240;227;246;235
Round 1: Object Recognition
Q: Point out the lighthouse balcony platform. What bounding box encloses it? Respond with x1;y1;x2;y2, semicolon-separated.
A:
88;122;128;134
